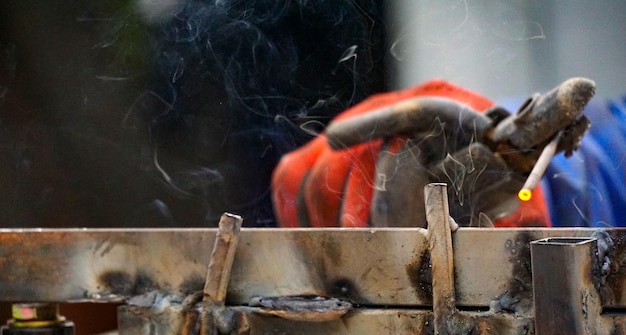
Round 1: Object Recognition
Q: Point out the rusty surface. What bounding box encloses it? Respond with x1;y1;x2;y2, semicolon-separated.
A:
1;227;625;309
452;228;606;309
3;226;626;333
227;227;431;307
115;304;626;335
201;214;243;335
203;213;242;304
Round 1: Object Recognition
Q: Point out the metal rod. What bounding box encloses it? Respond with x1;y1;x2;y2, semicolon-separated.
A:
203;213;243;303
518;132;561;202
202;213;243;335
424;183;456;335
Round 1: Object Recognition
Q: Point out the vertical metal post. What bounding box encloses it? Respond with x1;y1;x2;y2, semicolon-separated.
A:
201;213;245;335
424;183;456;335
531;237;601;335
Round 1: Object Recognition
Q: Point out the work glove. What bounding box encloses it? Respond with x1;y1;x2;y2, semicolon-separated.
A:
272;78;594;228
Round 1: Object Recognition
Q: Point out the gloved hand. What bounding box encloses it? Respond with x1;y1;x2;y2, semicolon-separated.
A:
272;79;593;228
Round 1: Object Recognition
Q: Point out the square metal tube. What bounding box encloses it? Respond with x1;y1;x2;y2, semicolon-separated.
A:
531;237;601;334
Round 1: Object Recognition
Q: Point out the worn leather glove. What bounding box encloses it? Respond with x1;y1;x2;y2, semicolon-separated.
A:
272;79;593;228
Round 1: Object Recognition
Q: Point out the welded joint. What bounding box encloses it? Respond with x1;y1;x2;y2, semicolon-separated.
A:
591;230;614;289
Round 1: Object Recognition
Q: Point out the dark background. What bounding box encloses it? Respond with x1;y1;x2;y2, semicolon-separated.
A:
0;0;388;229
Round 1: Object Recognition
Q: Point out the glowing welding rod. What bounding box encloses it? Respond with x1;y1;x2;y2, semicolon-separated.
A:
518;134;561;202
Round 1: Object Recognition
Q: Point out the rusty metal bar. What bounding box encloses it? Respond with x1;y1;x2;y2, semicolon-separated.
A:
531;237;601;335
424;183;456;334
203;214;243;305
201;213;245;335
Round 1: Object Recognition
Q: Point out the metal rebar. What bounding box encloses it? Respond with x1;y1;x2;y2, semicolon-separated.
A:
424;183;456;334
201;213;243;335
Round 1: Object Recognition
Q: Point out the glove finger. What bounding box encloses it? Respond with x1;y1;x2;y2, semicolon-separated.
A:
302;143;357;227
272;136;326;227
326;97;492;150
338;140;382;227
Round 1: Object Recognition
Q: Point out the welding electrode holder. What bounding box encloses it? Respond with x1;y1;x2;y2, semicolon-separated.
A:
486;77;594;202
490;80;591;167
1;303;74;335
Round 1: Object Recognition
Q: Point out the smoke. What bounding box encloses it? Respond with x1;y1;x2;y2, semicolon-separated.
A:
143;0;386;226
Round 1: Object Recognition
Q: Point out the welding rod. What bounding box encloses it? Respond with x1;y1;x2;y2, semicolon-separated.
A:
518;132;561;202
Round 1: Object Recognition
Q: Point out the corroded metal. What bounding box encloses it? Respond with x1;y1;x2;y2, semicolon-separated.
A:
203;214;243;304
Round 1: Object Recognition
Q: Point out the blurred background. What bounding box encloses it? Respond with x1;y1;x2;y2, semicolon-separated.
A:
387;1;626;100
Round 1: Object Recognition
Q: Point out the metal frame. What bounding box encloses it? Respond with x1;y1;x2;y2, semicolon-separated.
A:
1;186;625;333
